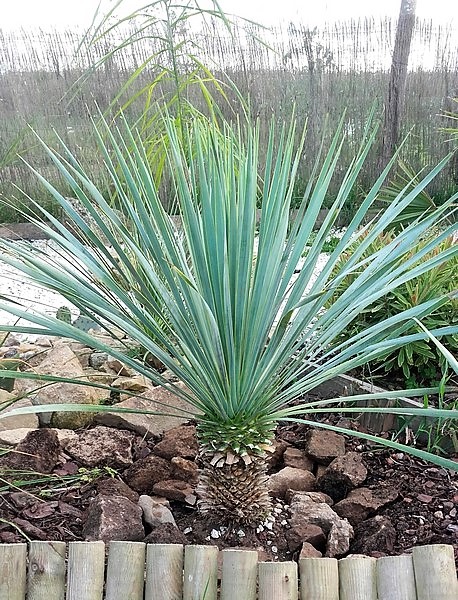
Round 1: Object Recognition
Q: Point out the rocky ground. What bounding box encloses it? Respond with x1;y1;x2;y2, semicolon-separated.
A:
1;334;458;567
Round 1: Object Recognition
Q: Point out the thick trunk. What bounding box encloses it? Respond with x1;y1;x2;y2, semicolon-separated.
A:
196;450;272;524
381;0;417;167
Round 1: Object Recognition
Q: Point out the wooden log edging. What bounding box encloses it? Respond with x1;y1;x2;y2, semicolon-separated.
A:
0;542;457;600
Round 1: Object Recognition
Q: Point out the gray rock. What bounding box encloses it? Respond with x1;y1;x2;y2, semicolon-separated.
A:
82;495;144;542
95;382;194;438
289;491;354;557
268;467;316;499
0;395;39;431
89;352;109;370
304;430;346;465
65;425;135;468
138;495;176;526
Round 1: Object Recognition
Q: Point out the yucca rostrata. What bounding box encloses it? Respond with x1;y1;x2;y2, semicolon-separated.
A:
1;116;458;525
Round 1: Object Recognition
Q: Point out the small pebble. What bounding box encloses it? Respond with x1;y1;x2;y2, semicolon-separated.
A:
265;522;273;530
267;540;272;545
271;546;278;553
256;525;264;533
237;530;246;537
433;511;444;519
183;527;192;534
210;529;220;539
280;520;288;526
266;514;275;523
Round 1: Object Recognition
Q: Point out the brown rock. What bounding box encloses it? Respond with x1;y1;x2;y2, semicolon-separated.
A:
152;479;195;502
138;495;176;526
334;486;399;525
317;452;367;502
285;490;333;505
123;455;173;494
268;467;316;499
350;516;396;555
304;430;346;465
144;523;188;545
267;439;289;470
82;495;144;542
283;447;314;472
153;425;199;460
171;456;198;484
14;345;107;429
285;523;326;552
65;426;135;468
316;464;327;479
97;478;139;503
289;491;353;558
3;429;60;473
95;382;195;437
0;394;39;431
299;542;323;559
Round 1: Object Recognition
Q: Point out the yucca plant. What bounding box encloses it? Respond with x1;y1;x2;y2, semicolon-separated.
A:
1;115;458;525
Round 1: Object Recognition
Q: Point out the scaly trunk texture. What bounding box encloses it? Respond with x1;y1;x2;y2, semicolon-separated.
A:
196;450;272;525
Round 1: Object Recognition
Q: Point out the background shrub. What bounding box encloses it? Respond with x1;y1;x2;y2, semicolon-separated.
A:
330;229;458;388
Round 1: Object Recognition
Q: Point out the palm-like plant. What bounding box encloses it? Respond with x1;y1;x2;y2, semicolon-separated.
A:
1;116;458;525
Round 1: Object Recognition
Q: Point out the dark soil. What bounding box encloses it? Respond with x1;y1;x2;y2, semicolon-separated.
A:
1;419;457;566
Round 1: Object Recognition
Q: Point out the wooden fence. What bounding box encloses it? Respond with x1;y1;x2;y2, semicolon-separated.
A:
0;542;457;599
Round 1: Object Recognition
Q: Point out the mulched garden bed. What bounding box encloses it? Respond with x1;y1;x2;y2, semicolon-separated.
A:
1;417;457;567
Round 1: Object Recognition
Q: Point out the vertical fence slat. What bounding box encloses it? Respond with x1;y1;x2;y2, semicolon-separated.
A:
413;544;458;600
66;541;105;600
299;557;339;600
338;555;377;600
105;541;145;600
220;549;258;600
258;561;298;600
376;555;417;600
27;541;66;600
0;543;27;600
183;545;218;600
145;544;183;600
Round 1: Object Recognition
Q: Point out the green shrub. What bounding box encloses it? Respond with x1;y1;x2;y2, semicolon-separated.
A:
330;229;458;387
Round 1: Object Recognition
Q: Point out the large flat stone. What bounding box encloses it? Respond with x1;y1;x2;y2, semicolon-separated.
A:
14;344;107;429
0;395;39;430
95;382;194;437
0;427;76;446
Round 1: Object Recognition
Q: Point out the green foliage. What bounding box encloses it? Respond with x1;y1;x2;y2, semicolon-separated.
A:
0;466;117;495
330;229;458;387
75;0;253;196
56;306;100;332
0;114;458;473
378;160;439;227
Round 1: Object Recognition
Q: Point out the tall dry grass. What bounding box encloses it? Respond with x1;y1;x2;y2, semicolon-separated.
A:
0;17;457;221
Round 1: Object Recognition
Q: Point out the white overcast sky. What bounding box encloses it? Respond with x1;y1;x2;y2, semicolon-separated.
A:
1;0;456;30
